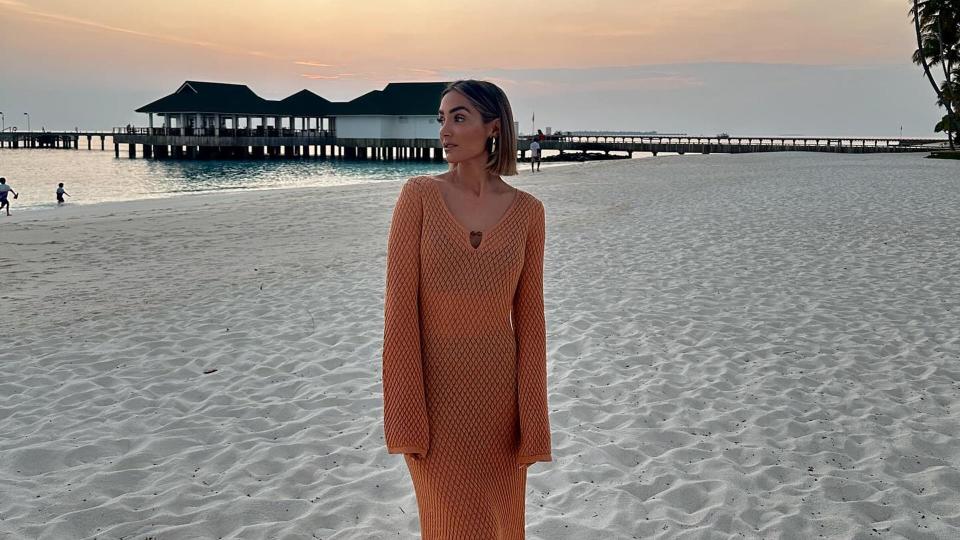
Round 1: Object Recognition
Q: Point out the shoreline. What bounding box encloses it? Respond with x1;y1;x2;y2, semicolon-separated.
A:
0;157;586;220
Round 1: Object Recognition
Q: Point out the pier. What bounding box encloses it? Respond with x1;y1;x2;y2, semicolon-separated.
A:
1;80;948;160
0;131;111;150
109;127;445;161
524;134;948;157
2;130;946;160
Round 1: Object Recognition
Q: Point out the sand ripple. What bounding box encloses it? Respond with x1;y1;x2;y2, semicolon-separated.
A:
2;154;959;538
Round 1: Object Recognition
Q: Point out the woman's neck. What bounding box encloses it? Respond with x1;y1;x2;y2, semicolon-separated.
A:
449;160;498;197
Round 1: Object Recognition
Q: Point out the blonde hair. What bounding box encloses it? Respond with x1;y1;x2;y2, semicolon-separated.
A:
441;80;518;176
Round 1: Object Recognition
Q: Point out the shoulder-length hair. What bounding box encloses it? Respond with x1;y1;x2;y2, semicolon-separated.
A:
441;80;518;176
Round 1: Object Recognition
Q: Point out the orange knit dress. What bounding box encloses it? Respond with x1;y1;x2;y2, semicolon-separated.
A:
382;176;553;539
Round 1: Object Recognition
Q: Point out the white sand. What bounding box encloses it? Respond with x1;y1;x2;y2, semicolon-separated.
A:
1;153;959;539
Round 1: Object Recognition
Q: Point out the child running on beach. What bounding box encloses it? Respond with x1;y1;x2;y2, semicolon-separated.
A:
56;183;70;205
0;177;19;216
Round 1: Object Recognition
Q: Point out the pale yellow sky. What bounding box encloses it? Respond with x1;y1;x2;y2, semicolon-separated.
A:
0;0;939;135
1;0;916;80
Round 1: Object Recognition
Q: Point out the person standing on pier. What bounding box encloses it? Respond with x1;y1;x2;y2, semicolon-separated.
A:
56;183;70;205
0;177;19;216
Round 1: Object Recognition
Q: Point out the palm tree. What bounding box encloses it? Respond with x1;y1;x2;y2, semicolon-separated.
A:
911;0;959;149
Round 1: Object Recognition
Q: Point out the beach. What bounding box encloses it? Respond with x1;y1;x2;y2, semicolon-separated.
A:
2;152;959;539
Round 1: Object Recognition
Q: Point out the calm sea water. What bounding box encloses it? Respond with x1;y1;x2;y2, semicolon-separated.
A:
0;141;586;212
0;138;457;212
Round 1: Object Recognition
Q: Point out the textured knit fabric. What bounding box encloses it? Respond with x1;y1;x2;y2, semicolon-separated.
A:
382;176;552;539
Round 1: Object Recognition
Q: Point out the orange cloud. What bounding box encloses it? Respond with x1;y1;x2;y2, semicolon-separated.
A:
294;61;335;68
0;0;918;79
300;73;356;80
0;0;287;61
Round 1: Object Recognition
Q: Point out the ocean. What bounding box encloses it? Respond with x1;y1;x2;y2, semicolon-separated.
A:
0;138;455;212
0;140;589;213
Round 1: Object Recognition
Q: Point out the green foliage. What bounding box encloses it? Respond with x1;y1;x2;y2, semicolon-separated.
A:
910;0;960;146
935;113;953;131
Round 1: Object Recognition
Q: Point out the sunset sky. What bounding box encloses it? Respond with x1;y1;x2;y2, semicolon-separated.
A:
0;0;945;136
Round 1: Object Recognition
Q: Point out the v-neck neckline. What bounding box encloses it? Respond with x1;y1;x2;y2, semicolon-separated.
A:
424;177;522;252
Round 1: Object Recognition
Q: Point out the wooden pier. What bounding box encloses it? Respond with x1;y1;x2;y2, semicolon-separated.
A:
3;80;948;160
0;131;111;150
3;79;946;160
522;134;948;158
109;127;446;161
1;130;946;160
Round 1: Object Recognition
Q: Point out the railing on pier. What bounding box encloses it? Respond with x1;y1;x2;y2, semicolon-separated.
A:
114;127;334;138
1;130;114;137
519;134;946;150
4;128;948;157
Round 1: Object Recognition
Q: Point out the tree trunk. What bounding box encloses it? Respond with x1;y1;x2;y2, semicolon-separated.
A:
914;0;957;149
935;11;958;149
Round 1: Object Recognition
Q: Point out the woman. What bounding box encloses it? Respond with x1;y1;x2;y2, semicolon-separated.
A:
382;80;552;538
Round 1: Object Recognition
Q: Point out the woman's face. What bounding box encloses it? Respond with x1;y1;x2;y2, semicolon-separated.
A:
437;90;499;165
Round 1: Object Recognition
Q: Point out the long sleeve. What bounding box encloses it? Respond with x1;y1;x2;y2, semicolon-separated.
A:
382;180;430;458
512;201;553;465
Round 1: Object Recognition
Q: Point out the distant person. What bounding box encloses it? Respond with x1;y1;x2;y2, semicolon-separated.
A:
529;139;541;172
0;177;19;216
56;183;70;205
536;129;545;142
